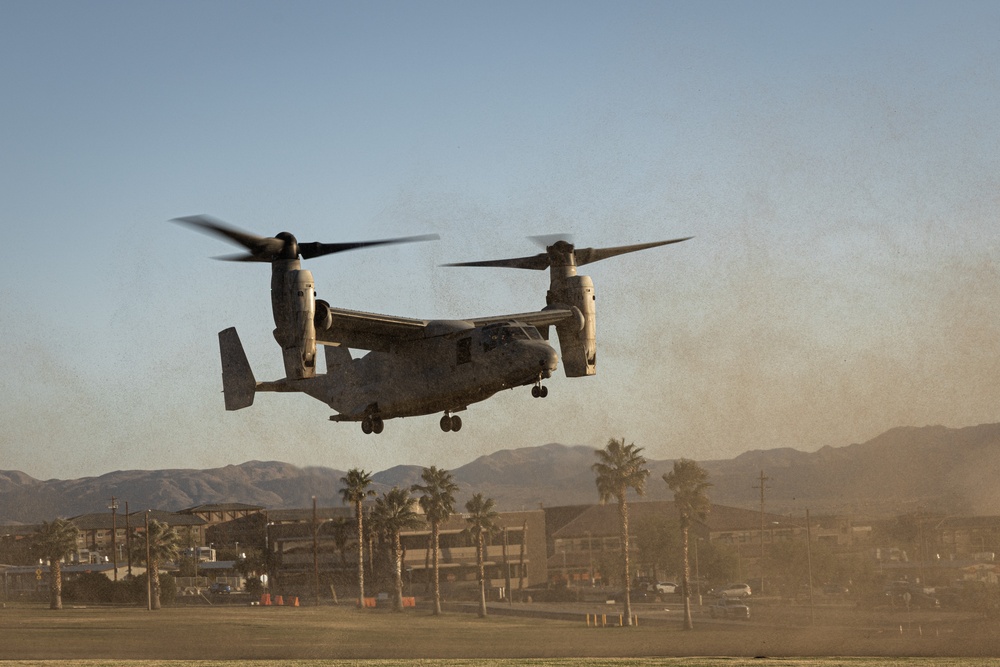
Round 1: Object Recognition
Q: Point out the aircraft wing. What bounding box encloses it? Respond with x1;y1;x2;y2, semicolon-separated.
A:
317;307;430;351
317;306;577;351
469;308;577;328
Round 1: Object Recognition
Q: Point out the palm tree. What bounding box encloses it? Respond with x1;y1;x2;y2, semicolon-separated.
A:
370;487;421;611
142;518;181;610
339;468;375;607
411;466;459;615
664;457;712;630
465;493;499;618
34;518;80;610
592;437;649;627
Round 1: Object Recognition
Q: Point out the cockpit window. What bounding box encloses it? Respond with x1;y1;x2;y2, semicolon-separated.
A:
482;324;529;352
523;326;542;340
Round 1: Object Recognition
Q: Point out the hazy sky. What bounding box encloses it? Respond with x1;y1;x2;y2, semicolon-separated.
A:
1;1;998;480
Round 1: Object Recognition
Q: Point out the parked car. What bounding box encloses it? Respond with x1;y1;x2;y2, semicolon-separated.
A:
710;597;750;620
209;583;232;595
711;583;752;598
654;582;679;594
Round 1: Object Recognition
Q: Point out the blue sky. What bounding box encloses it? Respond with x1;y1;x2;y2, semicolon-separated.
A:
1;1;998;480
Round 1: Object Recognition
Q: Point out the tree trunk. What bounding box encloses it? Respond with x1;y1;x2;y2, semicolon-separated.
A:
356;501;366;607
431;521;442;615
49;561;62;610
424;535;431;593
477;531;487;618
392;532;404;612
681;524;693;630
619;494;633;626
151;556;162;610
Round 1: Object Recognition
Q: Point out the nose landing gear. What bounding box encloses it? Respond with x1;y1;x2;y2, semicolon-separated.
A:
531;378;549;398
439;412;462;432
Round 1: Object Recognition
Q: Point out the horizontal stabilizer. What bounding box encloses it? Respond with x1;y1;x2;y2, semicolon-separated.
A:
219;327;255;410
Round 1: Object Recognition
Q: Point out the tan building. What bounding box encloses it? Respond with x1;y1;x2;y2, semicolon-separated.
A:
266;506;547;598
69;510;206;565
547;500;869;587
178;503;265;539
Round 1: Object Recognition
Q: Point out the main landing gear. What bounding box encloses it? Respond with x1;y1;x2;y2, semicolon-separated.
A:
361;415;384;435
439;412;462;432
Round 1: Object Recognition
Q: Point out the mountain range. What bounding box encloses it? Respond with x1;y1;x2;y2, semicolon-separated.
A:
2;422;999;524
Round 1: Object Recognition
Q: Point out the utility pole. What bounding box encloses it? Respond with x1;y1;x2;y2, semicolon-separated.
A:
518;520;527;593
806;509;814;624
144;511;152;611
108;496;119;581
753;470;769;595
313;496;320;607
125;501;132;577
502;526;512;606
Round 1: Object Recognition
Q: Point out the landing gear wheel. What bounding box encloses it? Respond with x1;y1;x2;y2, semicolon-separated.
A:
372;417;384;434
450;415;462;432
361;417;373;434
440;415;452;432
531;385;541;398
539;385;548;398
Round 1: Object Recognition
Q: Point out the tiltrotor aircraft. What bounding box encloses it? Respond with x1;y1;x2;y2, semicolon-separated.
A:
174;215;690;434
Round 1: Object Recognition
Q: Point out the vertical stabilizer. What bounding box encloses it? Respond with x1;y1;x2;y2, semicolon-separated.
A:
324;344;352;374
219;327;256;410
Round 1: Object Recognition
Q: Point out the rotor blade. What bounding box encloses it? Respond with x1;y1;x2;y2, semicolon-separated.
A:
442;253;551;271
170;215;267;251
575;237;693;266
211;253;270;262
298;233;440;259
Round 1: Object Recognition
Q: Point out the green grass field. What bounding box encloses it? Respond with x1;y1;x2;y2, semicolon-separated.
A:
1;602;997;665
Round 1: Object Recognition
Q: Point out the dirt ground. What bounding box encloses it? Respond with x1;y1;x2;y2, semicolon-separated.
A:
1;600;998;661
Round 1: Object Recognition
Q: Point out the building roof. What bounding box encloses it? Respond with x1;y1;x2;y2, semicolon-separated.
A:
267;507;354;523
552;500;790;538
704;504;790;533
180;503;265;514
121;510;206;527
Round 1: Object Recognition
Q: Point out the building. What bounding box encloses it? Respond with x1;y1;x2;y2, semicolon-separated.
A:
264;506;547;599
546;500;870;587
177;503;265;541
932;515;1000;559
68;510;207;566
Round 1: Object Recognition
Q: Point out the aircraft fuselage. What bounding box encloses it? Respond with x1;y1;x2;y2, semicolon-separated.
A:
287;321;558;420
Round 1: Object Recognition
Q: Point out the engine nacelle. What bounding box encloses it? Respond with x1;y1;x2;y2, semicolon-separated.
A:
551;275;596;377
271;267;317;379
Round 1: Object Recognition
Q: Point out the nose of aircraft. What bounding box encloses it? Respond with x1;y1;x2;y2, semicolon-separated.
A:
534;341;559;375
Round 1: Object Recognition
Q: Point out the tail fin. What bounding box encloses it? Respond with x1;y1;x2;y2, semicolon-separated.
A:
219;327;256;410
324;344;352;373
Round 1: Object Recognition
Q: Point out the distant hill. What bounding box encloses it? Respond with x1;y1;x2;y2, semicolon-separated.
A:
2;423;999;524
